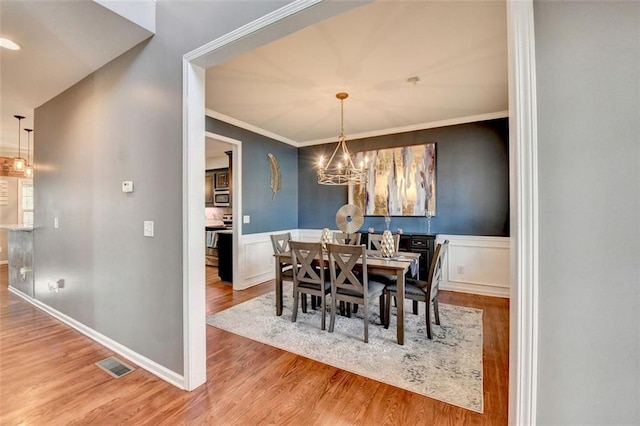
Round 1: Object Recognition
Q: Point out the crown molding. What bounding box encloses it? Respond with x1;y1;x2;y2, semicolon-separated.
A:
206;109;509;148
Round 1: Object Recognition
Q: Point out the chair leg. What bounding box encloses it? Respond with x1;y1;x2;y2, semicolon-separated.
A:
353;304;359;314
320;294;326;330
384;291;391;329
363;301;369;343
301;294;308;313
379;294;385;325
412;300;418;315
292;290;299;323
329;296;336;333
425;298;432;339
346;303;351;318
311;295;317;310
339;301;346;317
433;298;441;325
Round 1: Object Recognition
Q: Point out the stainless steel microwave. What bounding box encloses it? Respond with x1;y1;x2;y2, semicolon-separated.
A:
214;191;230;207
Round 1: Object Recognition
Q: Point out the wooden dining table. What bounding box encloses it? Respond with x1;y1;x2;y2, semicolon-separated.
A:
273;250;421;345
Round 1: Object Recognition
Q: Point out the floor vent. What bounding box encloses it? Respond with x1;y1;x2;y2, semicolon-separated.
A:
96;356;135;379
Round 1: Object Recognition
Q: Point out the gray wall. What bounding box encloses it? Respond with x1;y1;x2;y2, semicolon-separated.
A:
535;1;640;424
206;118;299;234
299;119;509;236
33;1;291;375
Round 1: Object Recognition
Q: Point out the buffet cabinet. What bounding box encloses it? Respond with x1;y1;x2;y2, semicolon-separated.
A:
362;233;436;281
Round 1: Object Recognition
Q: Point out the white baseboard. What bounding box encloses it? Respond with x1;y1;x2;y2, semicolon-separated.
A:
8;286;186;389
0;260;7;265
440;281;510;298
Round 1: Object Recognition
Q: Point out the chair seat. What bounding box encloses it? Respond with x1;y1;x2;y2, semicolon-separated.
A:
369;272;397;286
337;280;385;297
281;268;294;279
298;279;331;292
385;281;427;298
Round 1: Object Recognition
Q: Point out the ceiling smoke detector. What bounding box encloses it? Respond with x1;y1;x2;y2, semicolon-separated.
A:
406;76;420;85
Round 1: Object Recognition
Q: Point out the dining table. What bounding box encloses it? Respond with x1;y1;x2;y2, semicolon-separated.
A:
273;249;421;345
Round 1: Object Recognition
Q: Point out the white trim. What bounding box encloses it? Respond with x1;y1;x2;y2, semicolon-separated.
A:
507;0;538;424
0;260;7;265
206;109;297;147
182;59;207;391
205;131;243;290
300;111;510;147
8;286;185;389
183;0;325;64
441;282;510;299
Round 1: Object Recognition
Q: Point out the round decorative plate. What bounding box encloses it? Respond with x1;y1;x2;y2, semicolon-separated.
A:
335;204;364;234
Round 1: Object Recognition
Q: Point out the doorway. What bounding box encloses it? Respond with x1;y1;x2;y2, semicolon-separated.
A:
182;2;539;424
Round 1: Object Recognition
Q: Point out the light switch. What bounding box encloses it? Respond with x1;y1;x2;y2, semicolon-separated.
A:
143;221;154;237
122;181;134;193
54;217;59;229
243;215;250;224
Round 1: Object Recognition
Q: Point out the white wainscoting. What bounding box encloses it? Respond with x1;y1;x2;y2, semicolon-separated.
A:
436;234;510;298
238;230;509;299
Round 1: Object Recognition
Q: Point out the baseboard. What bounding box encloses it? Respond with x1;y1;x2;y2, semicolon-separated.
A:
0;260;7;265
8;286;186;389
441;281;510;298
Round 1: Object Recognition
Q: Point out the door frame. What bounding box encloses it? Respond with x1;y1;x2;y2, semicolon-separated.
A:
182;1;539;424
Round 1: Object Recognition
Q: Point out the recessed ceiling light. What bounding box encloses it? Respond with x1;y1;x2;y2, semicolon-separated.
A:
0;37;21;50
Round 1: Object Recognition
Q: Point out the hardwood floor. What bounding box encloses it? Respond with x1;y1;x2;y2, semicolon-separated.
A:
0;264;509;425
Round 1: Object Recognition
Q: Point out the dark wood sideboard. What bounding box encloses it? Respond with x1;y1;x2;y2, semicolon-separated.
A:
362;233;436;281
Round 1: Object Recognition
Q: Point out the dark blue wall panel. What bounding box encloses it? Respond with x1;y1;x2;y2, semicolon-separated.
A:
298;119;509;237
206;118;298;234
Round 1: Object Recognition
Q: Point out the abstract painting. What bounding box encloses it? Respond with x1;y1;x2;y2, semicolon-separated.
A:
350;144;436;216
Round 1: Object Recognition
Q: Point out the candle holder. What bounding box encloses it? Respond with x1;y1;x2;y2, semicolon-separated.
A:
426;211;434;234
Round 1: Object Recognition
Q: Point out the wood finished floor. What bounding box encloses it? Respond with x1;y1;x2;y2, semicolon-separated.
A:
0;264;509;425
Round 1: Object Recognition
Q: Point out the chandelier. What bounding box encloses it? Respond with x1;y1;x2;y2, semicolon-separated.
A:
13;115;26;174
317;92;368;185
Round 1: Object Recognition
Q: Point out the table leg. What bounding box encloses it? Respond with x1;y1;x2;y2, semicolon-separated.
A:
397;268;405;345
275;259;283;316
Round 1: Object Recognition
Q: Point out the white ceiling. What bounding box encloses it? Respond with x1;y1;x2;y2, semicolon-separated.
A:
0;0;153;156
205;0;508;146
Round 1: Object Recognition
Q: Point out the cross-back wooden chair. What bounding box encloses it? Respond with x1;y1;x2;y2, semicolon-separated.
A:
327;243;385;343
332;232;361;245
290;241;331;330
384;240;449;339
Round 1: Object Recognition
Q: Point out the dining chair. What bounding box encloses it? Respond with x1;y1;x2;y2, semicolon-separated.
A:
327;243;385;343
384;240;449;339
367;233;400;253
290;241;331;330
332;232;361;245
270;232;296;301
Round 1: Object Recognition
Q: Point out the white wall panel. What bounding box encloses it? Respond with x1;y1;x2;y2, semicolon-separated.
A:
436;234;510;298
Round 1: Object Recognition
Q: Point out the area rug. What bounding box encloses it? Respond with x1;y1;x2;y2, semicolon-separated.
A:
206;283;483;413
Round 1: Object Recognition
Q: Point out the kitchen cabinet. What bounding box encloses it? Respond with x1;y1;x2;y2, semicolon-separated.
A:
205;170;215;207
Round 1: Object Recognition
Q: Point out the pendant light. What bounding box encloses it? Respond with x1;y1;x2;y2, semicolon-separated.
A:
13;115;26;174
316;93;368;185
24;128;33;178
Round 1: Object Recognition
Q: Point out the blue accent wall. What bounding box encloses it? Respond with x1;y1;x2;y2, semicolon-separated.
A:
206;118;298;234
298;119;509;236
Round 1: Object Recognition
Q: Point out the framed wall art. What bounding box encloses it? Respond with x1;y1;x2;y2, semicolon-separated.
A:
350;143;436;216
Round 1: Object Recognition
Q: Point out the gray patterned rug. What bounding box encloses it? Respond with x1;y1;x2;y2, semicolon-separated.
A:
206;283;483;413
